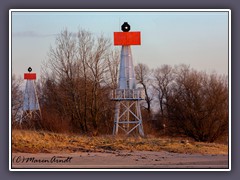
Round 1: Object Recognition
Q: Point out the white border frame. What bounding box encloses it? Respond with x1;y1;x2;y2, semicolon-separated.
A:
9;9;231;172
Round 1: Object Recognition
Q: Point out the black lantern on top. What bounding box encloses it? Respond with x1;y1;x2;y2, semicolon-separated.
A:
121;22;131;32
28;67;32;72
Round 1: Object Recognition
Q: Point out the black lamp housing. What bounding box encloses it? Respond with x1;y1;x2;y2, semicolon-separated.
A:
28;67;32;72
121;22;131;32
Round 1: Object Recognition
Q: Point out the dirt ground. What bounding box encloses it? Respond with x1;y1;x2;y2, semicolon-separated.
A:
11;150;229;169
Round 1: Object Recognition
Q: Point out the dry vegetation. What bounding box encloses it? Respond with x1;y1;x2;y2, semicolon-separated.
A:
12;129;228;155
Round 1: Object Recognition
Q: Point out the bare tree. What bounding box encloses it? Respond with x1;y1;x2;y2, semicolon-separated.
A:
84;34;111;134
42;29;114;134
105;49;120;89
135;63;153;115
43;29;86;132
153;64;174;119
167;65;228;142
11;74;23;124
77;29;94;133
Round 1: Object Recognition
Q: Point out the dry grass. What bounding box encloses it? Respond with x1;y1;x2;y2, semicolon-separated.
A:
12;129;228;155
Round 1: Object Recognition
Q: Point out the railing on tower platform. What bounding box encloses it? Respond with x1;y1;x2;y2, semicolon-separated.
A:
110;88;145;100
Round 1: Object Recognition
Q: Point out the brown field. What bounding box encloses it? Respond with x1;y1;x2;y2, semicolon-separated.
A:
11;129;228;155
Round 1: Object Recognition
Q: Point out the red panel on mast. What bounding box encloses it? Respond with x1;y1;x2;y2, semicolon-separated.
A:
114;32;141;45
24;73;36;80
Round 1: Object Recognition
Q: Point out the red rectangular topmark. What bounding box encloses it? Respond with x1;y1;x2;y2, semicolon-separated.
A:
114;32;141;45
24;73;36;80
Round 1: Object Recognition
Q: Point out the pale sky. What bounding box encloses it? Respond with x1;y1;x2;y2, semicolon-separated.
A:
11;10;229;78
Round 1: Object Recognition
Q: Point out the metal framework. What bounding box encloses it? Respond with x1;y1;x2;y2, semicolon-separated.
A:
112;23;144;136
111;89;145;136
20;71;42;125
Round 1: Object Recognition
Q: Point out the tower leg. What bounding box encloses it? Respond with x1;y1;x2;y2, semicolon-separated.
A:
137;101;144;137
33;80;42;120
113;101;120;135
126;101;130;132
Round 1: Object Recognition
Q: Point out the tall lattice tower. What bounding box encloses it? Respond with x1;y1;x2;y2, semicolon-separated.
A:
20;67;41;125
111;22;144;136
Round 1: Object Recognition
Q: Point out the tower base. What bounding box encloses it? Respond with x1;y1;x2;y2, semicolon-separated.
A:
19;110;42;129
112;100;144;137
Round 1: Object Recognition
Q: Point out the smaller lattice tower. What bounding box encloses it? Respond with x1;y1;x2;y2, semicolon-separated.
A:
20;67;41;125
111;22;145;136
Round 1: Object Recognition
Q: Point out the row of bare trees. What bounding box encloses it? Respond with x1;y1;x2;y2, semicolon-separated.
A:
135;63;228;142
12;29;229;142
37;29;120;135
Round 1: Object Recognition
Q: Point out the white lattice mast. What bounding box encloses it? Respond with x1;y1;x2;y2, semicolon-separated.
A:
111;22;144;136
20;67;41;124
